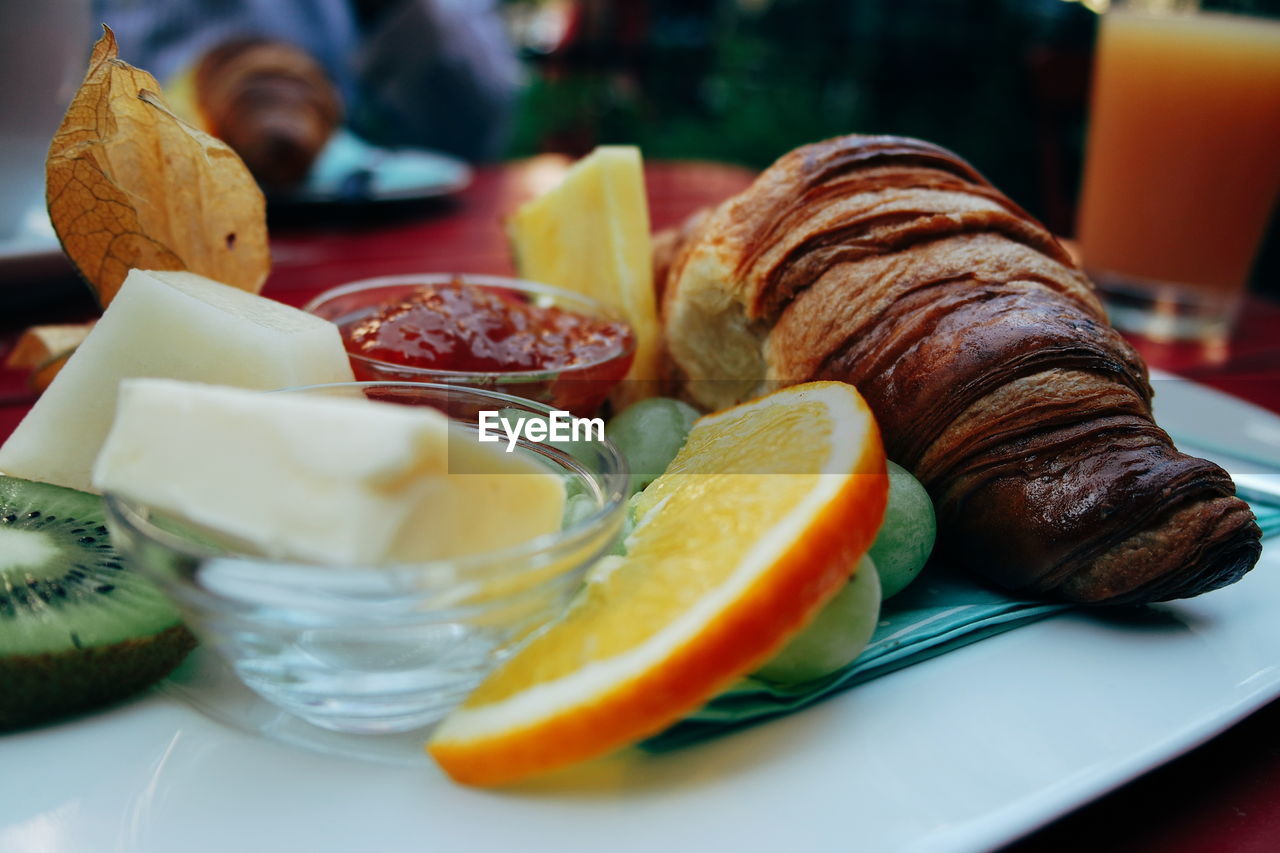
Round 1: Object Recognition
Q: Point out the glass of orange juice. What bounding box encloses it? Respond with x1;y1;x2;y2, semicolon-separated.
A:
1076;0;1280;341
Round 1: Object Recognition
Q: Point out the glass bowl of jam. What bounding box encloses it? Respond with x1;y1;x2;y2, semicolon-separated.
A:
303;275;635;416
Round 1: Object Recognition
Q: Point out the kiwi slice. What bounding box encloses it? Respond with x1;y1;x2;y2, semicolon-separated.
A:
0;475;195;730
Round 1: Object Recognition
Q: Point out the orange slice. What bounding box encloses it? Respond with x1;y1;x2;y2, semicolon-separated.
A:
428;381;888;786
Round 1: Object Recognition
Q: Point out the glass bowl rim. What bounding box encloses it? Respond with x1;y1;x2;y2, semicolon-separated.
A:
301;273;636;382
103;381;630;592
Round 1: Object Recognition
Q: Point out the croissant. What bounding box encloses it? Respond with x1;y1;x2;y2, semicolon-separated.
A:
191;38;342;189
658;135;1262;605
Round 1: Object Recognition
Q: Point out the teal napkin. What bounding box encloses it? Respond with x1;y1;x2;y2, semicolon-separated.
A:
1257;501;1280;538
644;498;1280;751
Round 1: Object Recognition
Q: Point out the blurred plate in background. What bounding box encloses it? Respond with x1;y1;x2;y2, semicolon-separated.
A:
270;129;473;211
0;205;71;286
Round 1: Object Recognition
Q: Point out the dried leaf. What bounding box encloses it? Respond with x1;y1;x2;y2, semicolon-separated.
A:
46;27;270;307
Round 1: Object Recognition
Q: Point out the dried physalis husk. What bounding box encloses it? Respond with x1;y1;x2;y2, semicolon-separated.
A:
46;27;270;307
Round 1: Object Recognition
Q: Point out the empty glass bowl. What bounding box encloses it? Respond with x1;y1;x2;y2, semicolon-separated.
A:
103;382;628;735
303;274;635;416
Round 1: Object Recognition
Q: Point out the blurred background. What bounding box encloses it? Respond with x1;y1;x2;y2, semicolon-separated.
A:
496;0;1279;296
44;0;1280;302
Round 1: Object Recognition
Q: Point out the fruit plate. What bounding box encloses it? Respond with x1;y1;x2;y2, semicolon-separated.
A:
3;376;1280;853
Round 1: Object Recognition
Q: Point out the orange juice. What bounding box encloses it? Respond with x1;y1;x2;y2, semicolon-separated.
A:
1077;8;1280;330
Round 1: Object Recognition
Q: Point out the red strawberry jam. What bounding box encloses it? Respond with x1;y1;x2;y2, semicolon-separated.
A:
341;279;633;414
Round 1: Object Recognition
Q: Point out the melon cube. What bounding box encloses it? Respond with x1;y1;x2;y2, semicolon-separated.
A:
0;269;354;492
93;379;566;564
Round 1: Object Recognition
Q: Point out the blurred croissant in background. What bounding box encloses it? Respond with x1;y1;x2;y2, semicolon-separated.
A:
170;39;342;189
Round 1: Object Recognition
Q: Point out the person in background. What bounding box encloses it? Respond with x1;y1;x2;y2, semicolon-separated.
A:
94;0;522;165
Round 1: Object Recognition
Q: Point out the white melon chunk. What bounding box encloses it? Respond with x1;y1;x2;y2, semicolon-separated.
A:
0;269;355;493
92;380;566;565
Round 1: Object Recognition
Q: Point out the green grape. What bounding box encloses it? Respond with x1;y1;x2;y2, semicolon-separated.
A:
604;397;700;495
868;461;937;599
561;491;598;530
605;498;639;556
753;555;881;686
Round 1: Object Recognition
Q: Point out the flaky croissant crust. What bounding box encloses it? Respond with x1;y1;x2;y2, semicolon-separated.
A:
660;135;1261;604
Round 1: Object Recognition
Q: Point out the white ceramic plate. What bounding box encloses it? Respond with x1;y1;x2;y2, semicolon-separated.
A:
3;378;1279;853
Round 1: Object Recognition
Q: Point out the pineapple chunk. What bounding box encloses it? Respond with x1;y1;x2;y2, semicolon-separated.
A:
4;321;96;391
4;322;95;371
508;147;660;403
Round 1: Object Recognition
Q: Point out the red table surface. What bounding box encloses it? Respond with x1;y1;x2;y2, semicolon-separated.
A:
2;159;1280;850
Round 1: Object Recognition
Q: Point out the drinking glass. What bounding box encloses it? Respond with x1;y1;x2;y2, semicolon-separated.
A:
1076;0;1280;341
